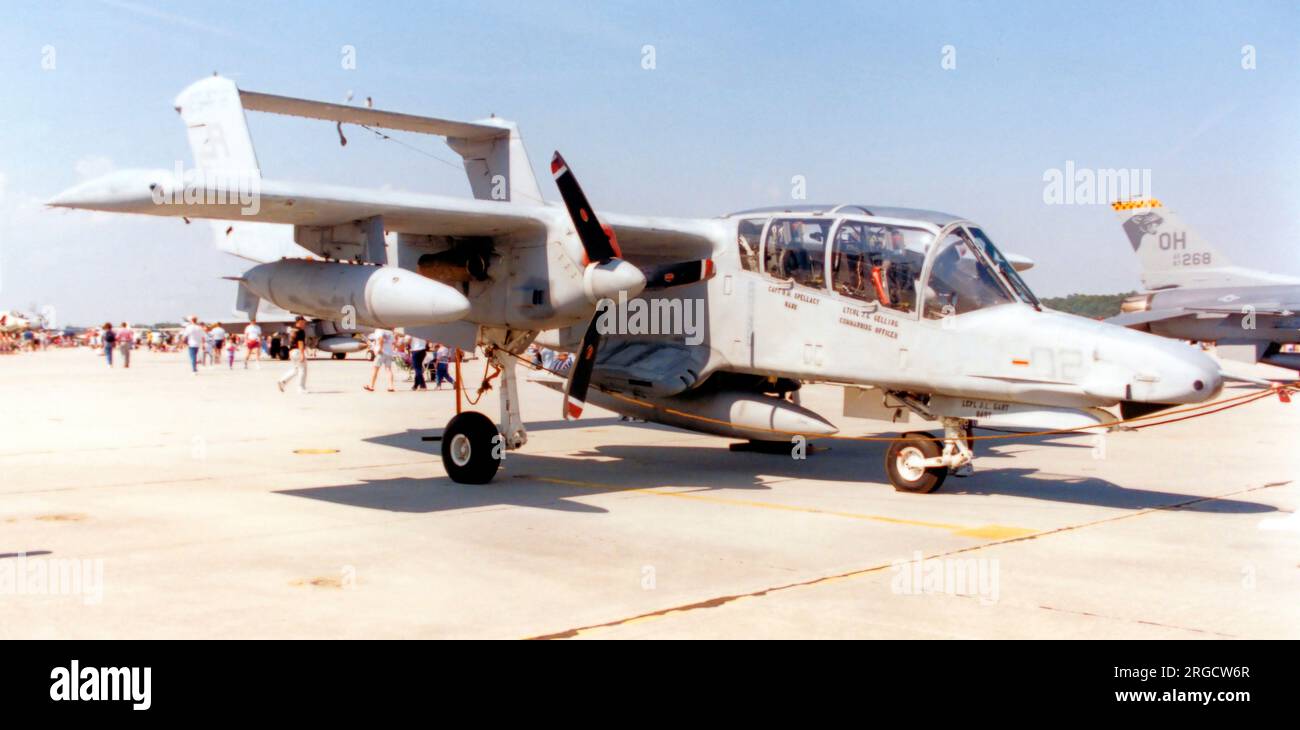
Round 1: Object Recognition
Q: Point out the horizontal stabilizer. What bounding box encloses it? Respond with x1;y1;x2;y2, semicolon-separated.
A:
234;80;543;203
239;90;510;141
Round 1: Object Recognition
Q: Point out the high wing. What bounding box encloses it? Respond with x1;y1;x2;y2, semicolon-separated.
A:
49;171;719;259
48;171;550;238
601;212;723;262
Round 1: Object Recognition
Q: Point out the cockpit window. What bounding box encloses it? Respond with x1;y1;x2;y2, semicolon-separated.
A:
923;229;1015;319
736;219;763;272
831;221;932;312
764;218;831;288
966;227;1040;308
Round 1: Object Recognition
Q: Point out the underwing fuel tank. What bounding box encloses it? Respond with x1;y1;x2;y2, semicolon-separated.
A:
315;335;367;354
569;386;839;441
241;260;470;329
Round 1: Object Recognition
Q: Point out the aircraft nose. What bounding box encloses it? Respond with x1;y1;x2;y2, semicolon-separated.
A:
1143;344;1222;404
1083;330;1222;405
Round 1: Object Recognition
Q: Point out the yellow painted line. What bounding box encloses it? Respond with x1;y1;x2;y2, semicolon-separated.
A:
953;525;1038;539
534;477;1034;539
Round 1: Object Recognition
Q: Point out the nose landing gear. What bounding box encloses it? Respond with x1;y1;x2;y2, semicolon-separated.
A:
883;417;975;493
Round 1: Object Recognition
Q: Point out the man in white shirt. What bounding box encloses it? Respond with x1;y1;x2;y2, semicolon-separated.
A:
181;316;204;374
363;329;396;392
243;320;263;369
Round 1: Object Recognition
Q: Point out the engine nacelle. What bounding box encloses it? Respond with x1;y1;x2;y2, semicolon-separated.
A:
242;260;470;330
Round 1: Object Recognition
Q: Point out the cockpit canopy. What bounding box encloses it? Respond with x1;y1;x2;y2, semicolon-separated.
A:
734;211;1038;317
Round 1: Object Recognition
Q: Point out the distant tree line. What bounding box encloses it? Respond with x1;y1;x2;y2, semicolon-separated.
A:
1039;292;1136;319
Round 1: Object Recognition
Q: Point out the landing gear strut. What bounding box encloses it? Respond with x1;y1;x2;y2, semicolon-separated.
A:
883;417;974;493
438;337;530;485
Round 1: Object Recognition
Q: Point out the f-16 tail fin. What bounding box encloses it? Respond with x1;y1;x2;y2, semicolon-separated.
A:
1112;199;1231;289
1111;199;1297;289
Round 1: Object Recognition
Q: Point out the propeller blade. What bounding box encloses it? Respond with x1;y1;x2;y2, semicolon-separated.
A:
563;300;609;420
643;259;715;290
551;152;619;263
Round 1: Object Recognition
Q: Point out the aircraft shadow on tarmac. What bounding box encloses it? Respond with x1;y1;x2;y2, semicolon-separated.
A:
272;424;1277;516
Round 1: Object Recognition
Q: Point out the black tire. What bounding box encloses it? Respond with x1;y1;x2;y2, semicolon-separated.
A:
332;352;346;360
885;432;948;493
440;411;502;484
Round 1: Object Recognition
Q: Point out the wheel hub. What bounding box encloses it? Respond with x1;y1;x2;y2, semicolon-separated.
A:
896;445;926;482
449;433;472;467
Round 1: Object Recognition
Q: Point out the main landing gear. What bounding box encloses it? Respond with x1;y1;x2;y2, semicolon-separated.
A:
441;411;501;484
883;417;975;493
438;342;529;485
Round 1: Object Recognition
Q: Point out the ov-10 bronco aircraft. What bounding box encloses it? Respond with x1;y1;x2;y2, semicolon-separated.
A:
50;76;1224;492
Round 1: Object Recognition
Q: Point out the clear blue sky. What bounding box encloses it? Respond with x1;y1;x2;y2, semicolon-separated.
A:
2;0;1298;325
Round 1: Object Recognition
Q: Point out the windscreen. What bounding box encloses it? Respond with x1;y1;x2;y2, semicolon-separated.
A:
967;227;1041;308
923;229;1015;319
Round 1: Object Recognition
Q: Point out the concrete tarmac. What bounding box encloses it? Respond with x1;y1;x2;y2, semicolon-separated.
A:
1;348;1296;638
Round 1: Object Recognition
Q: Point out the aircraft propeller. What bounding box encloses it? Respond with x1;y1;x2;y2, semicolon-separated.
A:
550;151;714;419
